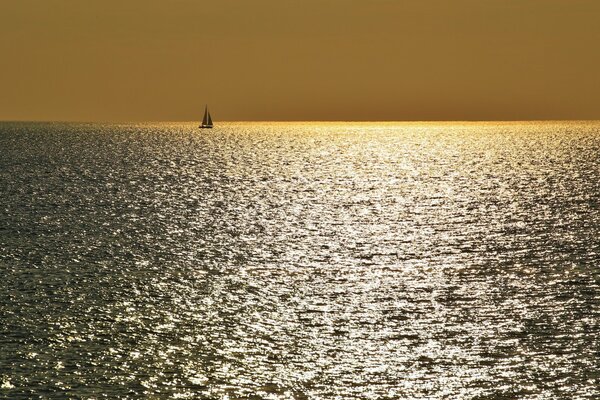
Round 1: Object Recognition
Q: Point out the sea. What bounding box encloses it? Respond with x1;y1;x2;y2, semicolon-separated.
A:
0;121;599;399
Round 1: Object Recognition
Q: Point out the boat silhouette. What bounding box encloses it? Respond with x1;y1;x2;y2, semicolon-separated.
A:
199;105;213;129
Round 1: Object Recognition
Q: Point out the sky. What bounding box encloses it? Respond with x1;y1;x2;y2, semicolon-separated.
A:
1;0;600;122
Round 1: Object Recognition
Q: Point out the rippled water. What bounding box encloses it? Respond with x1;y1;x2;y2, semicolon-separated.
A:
1;122;599;399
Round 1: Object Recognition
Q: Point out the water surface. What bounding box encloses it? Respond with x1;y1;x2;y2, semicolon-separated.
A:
1;122;599;399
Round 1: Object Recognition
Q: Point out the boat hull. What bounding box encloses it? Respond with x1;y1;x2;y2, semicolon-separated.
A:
199;125;213;129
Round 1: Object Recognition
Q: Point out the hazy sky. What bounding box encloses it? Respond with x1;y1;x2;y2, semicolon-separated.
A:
1;0;600;121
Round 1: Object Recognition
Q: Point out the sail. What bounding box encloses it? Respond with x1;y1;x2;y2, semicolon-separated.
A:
207;111;213;126
202;106;209;126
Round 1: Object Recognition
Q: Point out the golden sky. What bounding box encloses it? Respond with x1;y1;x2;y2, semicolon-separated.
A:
1;0;600;121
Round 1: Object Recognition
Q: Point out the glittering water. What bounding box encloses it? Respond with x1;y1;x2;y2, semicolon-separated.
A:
1;121;599;399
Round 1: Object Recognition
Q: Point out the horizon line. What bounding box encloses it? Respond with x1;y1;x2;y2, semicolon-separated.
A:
2;119;600;124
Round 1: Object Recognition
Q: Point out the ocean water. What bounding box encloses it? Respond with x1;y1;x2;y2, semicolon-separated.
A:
0;121;599;399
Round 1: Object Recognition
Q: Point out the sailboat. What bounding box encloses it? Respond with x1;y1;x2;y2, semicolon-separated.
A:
199;105;213;129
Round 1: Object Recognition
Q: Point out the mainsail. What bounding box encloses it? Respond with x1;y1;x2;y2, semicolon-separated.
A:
202;106;209;126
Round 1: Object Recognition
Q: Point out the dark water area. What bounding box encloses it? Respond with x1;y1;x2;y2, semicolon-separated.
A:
1;121;599;399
